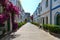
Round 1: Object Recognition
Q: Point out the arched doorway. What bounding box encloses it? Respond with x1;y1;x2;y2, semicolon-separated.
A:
56;14;60;25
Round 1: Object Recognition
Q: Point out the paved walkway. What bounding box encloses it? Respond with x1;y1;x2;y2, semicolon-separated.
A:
11;23;60;40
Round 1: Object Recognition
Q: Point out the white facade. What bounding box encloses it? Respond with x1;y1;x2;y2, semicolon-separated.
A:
33;3;41;24
52;0;60;25
33;10;37;23
33;0;60;25
40;0;50;24
13;0;26;23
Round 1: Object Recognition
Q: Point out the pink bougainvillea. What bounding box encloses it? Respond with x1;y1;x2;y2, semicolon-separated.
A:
0;13;10;23
13;6;19;14
0;14;5;23
12;22;18;32
0;0;19;28
5;2;14;12
0;0;9;6
5;2;19;14
4;13;10;20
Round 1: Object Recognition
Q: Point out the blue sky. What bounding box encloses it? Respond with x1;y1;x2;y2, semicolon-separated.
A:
20;0;42;15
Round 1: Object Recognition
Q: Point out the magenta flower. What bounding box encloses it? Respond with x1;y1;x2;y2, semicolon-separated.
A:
0;14;5;23
12;22;18;32
5;4;10;12
0;0;9;6
6;2;14;12
4;14;10;20
13;6;19;14
0;13;10;23
5;2;19;15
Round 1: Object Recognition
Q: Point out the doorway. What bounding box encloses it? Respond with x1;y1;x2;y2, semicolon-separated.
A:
56;14;60;25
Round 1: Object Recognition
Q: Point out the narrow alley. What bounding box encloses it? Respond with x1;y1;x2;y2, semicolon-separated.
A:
11;23;60;40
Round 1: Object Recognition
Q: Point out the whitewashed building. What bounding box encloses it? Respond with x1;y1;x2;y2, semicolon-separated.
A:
12;0;26;23
33;0;60;25
39;0;50;24
17;0;26;23
40;0;60;25
51;0;60;25
33;10;37;23
33;3;41;24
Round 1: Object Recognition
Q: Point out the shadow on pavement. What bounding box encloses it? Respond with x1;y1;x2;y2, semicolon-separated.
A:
50;32;60;39
10;34;21;39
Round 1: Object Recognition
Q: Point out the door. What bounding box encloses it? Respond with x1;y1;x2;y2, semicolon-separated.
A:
57;14;60;25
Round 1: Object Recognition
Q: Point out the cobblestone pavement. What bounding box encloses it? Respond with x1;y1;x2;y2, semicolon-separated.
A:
11;23;60;40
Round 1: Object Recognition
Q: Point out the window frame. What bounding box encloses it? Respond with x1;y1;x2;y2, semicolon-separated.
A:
46;0;48;8
54;0;57;2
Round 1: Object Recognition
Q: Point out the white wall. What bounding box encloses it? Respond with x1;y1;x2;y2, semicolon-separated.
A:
52;8;60;24
52;0;60;9
33;0;60;25
40;0;50;24
40;0;50;15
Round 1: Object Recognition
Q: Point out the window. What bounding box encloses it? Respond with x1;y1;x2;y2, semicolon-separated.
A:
38;8;40;14
46;0;48;7
40;7;42;11
54;0;57;2
43;17;44;24
46;16;48;24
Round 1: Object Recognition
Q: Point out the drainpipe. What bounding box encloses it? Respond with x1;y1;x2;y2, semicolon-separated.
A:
50;0;52;24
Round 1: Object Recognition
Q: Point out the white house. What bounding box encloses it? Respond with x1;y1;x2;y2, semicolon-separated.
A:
40;0;60;25
13;0;26;23
33;0;60;25
51;0;60;25
33;10;38;23
33;3;41;24
40;0;50;24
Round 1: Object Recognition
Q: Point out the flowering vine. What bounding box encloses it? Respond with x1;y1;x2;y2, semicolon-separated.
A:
0;0;20;33
0;0;19;31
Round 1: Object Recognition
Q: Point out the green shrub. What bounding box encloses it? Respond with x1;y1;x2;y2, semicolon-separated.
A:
18;22;26;29
43;24;48;30
48;25;60;34
42;24;60;34
31;22;40;26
